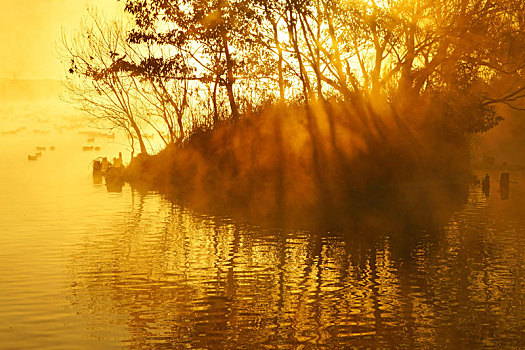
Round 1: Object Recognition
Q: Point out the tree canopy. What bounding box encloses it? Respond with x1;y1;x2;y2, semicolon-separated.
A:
63;0;525;152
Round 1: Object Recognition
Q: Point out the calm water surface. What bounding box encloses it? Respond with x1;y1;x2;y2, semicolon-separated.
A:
0;103;523;349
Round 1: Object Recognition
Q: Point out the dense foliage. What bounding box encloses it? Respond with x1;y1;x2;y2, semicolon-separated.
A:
63;0;525;154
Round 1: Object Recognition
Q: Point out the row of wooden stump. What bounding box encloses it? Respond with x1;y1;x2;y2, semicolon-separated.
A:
481;172;510;200
93;154;124;192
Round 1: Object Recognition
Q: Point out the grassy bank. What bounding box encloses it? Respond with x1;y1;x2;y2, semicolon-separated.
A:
125;100;472;225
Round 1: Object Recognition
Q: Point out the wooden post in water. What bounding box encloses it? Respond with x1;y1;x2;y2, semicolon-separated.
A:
481;174;490;197
500;172;509;200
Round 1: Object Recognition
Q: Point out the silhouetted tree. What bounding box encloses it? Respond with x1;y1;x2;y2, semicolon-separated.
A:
65;0;525;149
61;10;199;153
61;10;149;154
123;0;272;121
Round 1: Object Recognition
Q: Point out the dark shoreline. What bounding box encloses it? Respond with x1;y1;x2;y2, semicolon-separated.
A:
120;102;475;231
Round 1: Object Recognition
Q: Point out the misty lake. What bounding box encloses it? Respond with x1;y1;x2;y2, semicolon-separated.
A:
0;103;523;349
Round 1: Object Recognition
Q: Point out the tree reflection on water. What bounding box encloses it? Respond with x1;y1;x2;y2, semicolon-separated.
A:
68;180;524;348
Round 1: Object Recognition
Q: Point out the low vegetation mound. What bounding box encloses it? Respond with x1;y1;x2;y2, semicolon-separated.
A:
125;99;471;223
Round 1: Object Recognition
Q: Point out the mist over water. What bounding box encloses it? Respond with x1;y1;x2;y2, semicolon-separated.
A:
0;101;523;348
0;0;124;80
0;0;524;346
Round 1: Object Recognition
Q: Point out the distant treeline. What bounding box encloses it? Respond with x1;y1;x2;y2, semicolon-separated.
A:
0;78;62;102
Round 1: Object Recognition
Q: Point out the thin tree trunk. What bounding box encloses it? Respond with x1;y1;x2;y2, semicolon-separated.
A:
129;118;148;154
287;7;311;101
221;31;239;120
213;72;219;125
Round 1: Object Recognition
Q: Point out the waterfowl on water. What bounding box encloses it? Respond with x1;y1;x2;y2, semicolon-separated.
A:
36;146;46;151
28;155;37;161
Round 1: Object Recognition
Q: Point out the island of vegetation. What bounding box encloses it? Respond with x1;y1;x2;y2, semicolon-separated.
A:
62;0;525;221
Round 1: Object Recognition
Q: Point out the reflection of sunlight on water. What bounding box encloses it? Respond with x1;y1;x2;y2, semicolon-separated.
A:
66;184;523;348
0;102;523;348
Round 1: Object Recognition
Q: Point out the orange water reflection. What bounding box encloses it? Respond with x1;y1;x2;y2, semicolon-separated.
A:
0;103;523;348
68;185;524;348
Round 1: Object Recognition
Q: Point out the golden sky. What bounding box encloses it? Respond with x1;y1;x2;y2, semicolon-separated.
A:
0;0;123;80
